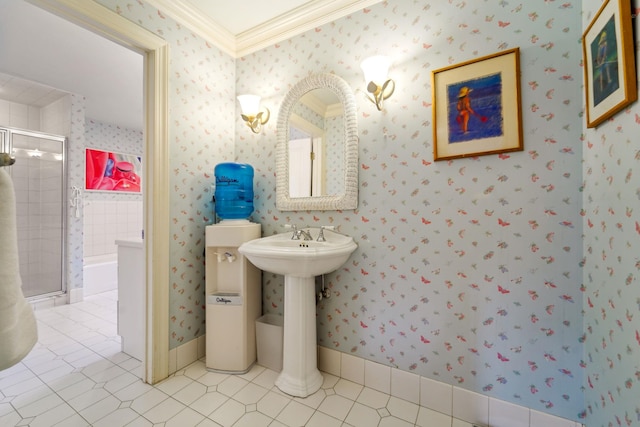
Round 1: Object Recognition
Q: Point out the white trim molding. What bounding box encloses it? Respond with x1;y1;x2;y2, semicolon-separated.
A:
144;0;236;56
317;346;584;427
145;0;384;58
28;0;171;386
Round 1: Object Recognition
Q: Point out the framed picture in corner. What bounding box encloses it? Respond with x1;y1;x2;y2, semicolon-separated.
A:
432;48;523;161
582;0;637;128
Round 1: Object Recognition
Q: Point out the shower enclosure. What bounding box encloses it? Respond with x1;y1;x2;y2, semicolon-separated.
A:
0;127;66;299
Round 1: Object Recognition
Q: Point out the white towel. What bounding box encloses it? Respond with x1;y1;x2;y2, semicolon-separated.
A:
0;168;37;371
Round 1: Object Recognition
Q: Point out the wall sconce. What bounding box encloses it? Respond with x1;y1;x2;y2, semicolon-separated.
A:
360;55;395;111
237;94;270;133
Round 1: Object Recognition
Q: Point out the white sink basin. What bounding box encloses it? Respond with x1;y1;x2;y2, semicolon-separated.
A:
238;227;357;397
238;228;357;277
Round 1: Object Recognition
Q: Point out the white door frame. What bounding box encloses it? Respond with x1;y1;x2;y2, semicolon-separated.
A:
29;0;170;384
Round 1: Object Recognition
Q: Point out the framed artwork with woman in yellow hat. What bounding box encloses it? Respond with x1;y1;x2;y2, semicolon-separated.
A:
582;0;636;128
432;48;523;161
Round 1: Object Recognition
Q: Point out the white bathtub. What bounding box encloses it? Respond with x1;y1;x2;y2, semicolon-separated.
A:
83;254;118;296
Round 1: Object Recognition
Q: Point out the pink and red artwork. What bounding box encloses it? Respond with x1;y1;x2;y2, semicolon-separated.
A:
85;148;142;193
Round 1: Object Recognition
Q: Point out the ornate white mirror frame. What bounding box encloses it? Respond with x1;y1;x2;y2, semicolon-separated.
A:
276;73;358;211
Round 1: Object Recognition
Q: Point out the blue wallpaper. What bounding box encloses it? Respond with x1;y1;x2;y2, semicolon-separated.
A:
96;0;640;424
582;0;640;426
237;0;584;422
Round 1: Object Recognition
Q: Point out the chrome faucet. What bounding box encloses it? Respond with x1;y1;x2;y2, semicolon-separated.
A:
290;224;300;240
289;225;313;241
317;226;326;242
297;229;313;241
317;225;334;242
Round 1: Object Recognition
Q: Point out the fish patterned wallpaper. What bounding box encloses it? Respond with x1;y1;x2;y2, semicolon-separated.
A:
67;94;86;293
325;115;344;195
582;0;640;426
237;0;585;422
84;119;143;160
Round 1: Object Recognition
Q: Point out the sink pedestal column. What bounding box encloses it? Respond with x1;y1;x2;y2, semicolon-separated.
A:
275;276;323;397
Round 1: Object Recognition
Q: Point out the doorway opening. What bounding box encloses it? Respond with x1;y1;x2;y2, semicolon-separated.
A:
13;0;170;384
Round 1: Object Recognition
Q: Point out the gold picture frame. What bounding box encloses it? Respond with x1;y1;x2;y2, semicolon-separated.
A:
582;0;637;128
432;48;523;161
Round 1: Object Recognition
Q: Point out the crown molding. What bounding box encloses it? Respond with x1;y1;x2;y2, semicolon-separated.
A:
235;0;383;57
145;0;383;58
144;0;237;57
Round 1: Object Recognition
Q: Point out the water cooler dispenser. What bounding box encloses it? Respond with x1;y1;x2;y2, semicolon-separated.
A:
205;163;261;373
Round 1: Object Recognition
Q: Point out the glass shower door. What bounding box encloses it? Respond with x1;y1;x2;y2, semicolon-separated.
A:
8;129;66;298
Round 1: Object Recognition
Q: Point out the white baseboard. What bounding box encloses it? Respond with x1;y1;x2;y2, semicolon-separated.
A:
173;336;582;427
68;287;83;304
169;335;207;375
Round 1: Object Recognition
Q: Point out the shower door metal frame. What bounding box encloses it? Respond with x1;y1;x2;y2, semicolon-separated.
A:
2;126;68;299
0;129;7;156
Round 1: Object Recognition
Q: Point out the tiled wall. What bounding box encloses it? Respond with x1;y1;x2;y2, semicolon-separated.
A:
0;99;41;130
41;96;72;137
82;120;143;258
1;97;68;298
12;149;64;297
0;92;143;290
1;92;87;297
83;199;142;257
40;96;72;294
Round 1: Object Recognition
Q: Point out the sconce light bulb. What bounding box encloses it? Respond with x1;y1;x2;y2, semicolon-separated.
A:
237;94;261;116
361;56;395;111
237;94;270;133
361;55;391;86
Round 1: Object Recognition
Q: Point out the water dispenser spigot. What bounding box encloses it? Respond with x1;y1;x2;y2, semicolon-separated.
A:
215;251;236;263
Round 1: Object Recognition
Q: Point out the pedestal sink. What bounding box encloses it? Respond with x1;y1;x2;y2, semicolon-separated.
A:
238;227;357;397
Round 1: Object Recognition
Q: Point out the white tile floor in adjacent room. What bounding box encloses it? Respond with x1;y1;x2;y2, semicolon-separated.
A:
0;290;459;427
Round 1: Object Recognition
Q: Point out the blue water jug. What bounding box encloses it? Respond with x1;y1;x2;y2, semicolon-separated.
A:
214;162;254;220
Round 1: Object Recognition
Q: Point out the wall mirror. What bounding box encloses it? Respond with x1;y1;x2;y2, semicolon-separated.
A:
276;73;358;211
